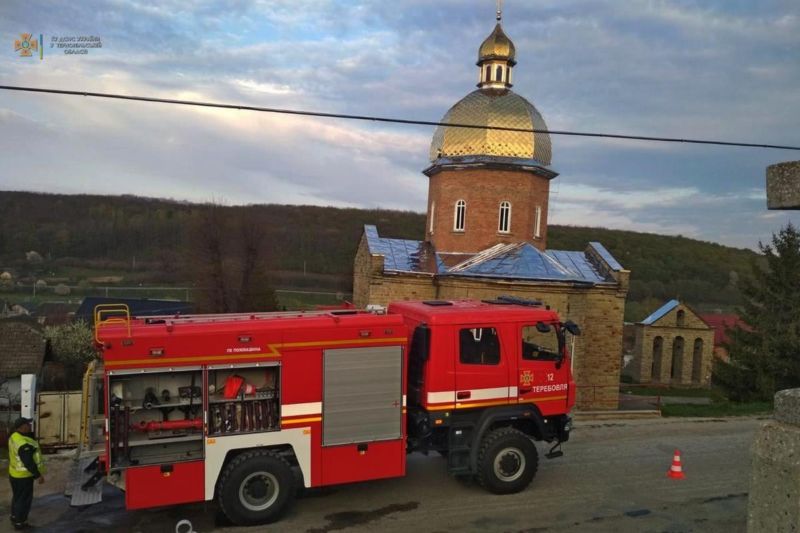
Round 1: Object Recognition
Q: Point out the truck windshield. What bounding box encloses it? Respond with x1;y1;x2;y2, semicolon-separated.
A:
521;325;560;361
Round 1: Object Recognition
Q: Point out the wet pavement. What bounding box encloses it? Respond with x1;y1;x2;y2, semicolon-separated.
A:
3;416;763;532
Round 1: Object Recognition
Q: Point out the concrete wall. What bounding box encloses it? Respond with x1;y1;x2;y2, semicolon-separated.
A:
748;388;800;531
766;160;800;210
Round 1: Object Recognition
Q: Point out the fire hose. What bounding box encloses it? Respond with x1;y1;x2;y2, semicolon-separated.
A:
132;418;203;432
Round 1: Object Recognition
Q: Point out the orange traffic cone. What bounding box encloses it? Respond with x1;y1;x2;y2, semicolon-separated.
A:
667;449;685;479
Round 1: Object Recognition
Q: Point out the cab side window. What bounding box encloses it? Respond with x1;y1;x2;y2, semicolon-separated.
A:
459;327;500;365
521;325;560;361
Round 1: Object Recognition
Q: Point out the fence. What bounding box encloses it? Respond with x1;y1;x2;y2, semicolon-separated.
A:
8;284;353;309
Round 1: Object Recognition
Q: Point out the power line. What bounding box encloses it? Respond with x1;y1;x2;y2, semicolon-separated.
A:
1;84;799;151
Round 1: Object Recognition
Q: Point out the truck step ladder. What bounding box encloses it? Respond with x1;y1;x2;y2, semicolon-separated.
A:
65;452;104;506
64;360;106;506
446;423;474;475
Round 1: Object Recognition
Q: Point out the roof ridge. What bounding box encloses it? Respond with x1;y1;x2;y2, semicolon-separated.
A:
639;299;680;325
448;242;523;272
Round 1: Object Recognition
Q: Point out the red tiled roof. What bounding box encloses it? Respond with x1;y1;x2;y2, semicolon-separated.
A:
699;314;747;346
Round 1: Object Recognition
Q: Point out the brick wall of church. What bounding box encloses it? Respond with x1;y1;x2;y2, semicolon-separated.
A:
425;167;551;253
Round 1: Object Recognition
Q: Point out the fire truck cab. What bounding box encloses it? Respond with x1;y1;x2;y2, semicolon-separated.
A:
72;297;577;525
396;298;576;489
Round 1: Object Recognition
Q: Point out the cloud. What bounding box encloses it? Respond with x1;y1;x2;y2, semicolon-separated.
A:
0;0;798;252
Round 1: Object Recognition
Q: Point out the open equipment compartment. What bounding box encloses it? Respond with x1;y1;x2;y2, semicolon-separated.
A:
107;367;204;468
207;362;280;436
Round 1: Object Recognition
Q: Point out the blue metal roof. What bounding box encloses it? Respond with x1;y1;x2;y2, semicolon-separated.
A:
441;243;609;284
588;242;624;271
640;299;680;325
363;225;622;285
545;250;609;282
364;225;432;273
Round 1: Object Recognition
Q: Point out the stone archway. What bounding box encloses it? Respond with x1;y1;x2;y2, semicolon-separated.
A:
692;338;704;383
651;336;663;382
671;336;685;383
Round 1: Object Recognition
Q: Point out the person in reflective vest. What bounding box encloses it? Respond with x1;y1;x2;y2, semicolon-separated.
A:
8;417;45;530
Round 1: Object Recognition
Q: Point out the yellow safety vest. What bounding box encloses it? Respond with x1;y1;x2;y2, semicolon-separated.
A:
8;432;45;479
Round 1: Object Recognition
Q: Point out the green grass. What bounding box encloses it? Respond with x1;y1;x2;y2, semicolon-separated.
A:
276;291;346;310
620;386;724;399
661;401;773;417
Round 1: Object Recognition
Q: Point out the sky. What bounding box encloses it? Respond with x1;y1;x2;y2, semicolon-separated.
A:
1;0;799;250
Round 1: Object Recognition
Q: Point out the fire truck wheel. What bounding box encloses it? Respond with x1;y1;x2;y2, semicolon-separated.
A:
217;450;295;525
476;427;538;494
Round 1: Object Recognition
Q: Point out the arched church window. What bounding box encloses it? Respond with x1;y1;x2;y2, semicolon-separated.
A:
496;65;503;81
676;310;685;327
498;201;511;233
454;200;466;231
534;205;542;238
485;65;491;83
429;201;435;234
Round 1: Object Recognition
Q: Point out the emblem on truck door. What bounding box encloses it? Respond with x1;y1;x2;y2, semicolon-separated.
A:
520;370;533;387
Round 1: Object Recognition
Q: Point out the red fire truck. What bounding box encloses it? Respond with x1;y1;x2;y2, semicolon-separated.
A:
72;297;578;525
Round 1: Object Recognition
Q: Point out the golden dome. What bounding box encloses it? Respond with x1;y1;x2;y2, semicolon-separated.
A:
429;89;552;165
478;23;516;66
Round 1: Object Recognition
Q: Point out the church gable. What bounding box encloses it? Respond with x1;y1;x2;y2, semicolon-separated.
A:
639;299;710;330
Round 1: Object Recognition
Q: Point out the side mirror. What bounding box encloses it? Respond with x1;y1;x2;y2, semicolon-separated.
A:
536;321;552;333
564;320;581;336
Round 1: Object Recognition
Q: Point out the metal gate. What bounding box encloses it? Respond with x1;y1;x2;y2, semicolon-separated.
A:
36;391;82;446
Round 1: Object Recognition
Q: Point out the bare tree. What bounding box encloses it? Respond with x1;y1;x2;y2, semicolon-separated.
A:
187;203;278;313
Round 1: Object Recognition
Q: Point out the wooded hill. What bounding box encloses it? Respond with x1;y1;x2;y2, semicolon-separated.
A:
0;191;759;321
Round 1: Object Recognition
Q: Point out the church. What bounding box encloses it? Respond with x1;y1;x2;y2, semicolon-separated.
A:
353;10;629;410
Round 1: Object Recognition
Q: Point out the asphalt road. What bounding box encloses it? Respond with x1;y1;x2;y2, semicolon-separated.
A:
15;416;764;533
